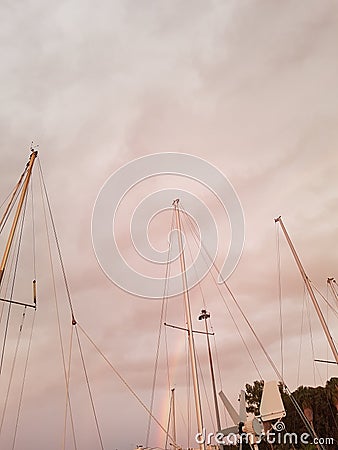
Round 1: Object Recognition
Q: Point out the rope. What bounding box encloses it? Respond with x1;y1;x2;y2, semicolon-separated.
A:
0;165;27;234
312;282;338;320
0;217;21;325
181;205;263;379
185;332;191;448
0;187;28;375
30;174;36;281
325;283;329;381
163;228;173;398
146;210;175;447
145;298;167;446
37;160;76;323
75;325;104;450
62;324;77;450
196;351;215;432
76;322;176;446
164;390;173;450
38;163;78;448
212;333;226;426
12;310;36;450
164;302;171;397
304;288;317;385
0;308;27;438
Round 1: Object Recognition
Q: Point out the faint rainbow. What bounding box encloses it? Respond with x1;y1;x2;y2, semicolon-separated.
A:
156;333;186;445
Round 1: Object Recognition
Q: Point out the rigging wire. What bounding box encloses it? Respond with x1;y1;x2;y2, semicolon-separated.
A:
0;184;29;376
146;299;168;447
311;282;338;321
164;389;173;450
196;351;216;432
0;178;26;320
38;160;78;448
37;160;76;323
180;209;222;435
180;204;263;380
182;203;274;370
304;288;317;385
0;165;27;234
164;294;172;396
74;326;104;450
0;308;27;438
11;310;36;450
30;171;36;281
146;209;175;447
0;186;19;214
212;333;227;426
296;287;306;387
76;322;176;445
62;324;77;450
0;187;29;442
185;329;191;448
40;159;103;447
325;282;329;382
0;218;21;327
163;228;175;402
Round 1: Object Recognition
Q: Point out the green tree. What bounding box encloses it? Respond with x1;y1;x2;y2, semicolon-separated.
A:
244;378;338;449
326;378;338;412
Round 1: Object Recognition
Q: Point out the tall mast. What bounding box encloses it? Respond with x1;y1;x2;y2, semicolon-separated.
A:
0;150;38;287
198;309;221;433
275;216;338;364
173;199;205;450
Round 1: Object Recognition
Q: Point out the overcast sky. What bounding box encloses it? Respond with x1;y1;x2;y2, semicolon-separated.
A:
0;1;337;449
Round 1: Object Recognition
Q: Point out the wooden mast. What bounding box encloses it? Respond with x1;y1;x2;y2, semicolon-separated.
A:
275;216;338;364
0;150;38;287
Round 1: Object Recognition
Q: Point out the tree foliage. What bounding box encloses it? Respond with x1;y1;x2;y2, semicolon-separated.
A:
243;377;338;449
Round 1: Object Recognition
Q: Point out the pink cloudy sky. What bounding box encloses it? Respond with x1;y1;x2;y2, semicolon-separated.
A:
0;1;337;449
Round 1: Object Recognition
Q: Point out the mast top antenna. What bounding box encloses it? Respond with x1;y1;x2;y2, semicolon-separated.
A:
30;141;39;152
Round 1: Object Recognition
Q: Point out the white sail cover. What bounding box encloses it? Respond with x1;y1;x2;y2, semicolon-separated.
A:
260;380;286;421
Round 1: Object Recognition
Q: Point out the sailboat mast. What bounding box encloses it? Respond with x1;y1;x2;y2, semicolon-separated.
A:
171;388;177;445
173;199;205;450
275;216;338;364
0;150;38;287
